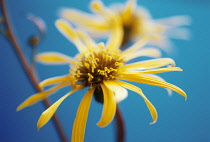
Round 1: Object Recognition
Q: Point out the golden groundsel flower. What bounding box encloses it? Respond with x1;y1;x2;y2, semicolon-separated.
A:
61;0;190;50
17;18;187;142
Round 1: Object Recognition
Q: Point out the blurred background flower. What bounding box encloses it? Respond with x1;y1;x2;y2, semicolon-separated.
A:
61;0;191;51
0;0;210;142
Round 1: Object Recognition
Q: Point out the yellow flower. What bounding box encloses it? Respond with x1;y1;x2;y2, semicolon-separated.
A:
17;18;186;142
60;0;190;50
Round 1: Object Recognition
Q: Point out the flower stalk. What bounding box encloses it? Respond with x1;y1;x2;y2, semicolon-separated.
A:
116;105;125;142
0;0;67;142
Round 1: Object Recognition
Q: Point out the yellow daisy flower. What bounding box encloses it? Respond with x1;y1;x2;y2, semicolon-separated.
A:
17;18;186;142
61;0;190;50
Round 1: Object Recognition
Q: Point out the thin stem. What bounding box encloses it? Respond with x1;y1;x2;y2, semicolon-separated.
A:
0;1;67;142
116;105;125;142
31;45;38;71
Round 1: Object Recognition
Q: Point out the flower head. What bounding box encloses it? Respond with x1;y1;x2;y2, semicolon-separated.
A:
17;18;186;142
61;0;190;51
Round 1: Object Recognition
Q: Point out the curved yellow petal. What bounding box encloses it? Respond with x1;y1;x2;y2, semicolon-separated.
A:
55;19;76;40
121;0;136;24
91;0;105;14
91;1;123;50
37;89;77;130
119;67;182;74
121;38;148;57
119;74;187;99
61;9;109;33
76;30;96;48
17;83;69;111
39;75;69;89
146;74;172;96
55;19;87;52
120;58;175;71
35;52;73;65
97;83;116;127
139;67;182;74
103;80;128;103
61;9;103;28
71;87;95;142
106;14;123;51
113;80;157;124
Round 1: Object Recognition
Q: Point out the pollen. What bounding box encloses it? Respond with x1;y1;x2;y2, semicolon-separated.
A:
70;45;125;87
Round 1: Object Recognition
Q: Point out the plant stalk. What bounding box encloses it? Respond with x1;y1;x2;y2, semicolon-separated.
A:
116;105;125;142
0;1;67;141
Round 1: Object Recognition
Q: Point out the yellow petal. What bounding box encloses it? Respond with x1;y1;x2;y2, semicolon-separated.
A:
112;80;157;124
120;58;175;71
91;0;105;14
97;83;116;127
62;9;110;32
71;87;95;142
121;0;136;24
140;67;182;74
124;48;161;61
55;19;76;42
119;74;187;99
37;89;77;130
61;9;99;27
35;52;73;65
39;75;69;89
17;83;69;111
55;19;87;52
103;80;128;103
106;14;123;51
91;1;123;50
76;30;96;48
119;67;182;74
91;1;123;51
61;8;110;34
90;0;121;25
121;38;148;57
146;74;172;96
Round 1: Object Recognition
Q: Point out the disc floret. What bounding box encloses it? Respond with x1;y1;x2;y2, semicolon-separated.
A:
70;44;125;87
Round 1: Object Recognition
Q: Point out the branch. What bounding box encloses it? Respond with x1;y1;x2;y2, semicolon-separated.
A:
0;1;67;141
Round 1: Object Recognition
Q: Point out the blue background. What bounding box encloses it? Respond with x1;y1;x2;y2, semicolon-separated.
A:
1;0;210;142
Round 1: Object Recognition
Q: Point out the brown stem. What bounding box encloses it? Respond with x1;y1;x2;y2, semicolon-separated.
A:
0;1;67;142
116;105;125;142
